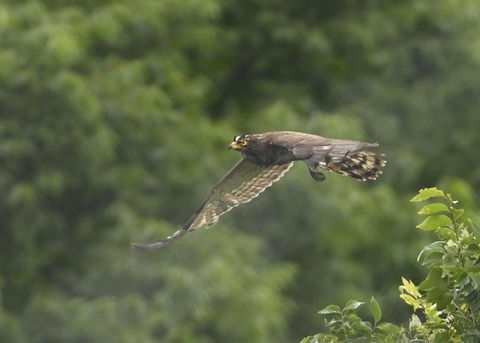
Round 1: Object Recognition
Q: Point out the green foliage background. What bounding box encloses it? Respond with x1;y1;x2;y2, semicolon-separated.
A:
1;0;479;342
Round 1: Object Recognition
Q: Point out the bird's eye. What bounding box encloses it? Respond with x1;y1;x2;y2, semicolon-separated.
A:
234;135;246;142
241;140;248;147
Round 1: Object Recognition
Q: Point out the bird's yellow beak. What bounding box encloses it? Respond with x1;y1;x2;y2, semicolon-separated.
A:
228;141;242;151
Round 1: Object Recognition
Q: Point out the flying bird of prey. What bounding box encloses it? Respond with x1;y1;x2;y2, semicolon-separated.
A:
132;131;385;250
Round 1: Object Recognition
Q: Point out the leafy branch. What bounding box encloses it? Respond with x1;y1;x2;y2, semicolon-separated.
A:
302;188;480;342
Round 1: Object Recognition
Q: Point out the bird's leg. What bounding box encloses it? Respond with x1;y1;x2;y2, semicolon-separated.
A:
309;169;325;181
308;162;326;182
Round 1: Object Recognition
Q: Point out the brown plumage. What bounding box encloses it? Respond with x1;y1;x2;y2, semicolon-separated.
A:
132;131;386;250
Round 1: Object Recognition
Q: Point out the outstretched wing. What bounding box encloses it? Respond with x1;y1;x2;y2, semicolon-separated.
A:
132;159;293;250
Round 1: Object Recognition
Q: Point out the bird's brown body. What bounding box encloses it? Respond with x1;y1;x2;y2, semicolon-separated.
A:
229;131;384;180
132;131;386;250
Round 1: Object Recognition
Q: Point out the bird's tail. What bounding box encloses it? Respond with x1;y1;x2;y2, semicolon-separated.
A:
328;151;386;181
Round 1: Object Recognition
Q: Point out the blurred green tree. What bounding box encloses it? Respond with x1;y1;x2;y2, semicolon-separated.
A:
1;0;480;342
0;1;294;342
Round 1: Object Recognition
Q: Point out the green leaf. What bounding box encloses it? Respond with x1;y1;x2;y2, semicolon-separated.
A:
455;271;470;287
417;215;452;230
417;242;444;265
351;318;373;333
376;322;401;334
419;241;445;253
411;187;446;202
425;288;453;309
319;304;341;314
435;227;457;240
419;250;444;266
369;296;382;324
453;208;464;220
418;276;442;291
417;203;449;215
430;330;452;342
299;337;317;343
468;271;480;287
400;277;421;297
344;300;364;311
325;317;342;327
462;236;478;246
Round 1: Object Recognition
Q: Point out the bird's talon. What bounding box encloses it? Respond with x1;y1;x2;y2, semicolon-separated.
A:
309;169;326;181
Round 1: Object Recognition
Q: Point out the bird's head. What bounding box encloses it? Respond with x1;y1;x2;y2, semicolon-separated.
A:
228;134;275;166
228;135;250;151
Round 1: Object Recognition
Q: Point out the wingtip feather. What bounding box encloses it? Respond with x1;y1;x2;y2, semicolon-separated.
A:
131;228;188;251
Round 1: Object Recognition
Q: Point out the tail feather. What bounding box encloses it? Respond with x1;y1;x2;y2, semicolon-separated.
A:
328;151;386;181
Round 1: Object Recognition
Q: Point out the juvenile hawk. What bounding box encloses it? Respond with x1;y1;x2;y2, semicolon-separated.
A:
132;131;385;250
